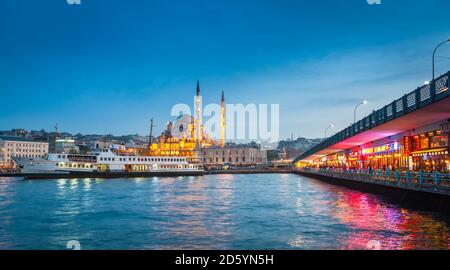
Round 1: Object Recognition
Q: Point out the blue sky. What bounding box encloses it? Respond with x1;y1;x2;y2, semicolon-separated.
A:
0;0;449;139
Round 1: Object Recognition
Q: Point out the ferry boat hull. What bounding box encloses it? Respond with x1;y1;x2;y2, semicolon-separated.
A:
20;170;204;180
12;148;204;179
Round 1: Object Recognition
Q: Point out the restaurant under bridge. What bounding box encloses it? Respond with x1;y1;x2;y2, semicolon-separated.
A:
293;71;450;196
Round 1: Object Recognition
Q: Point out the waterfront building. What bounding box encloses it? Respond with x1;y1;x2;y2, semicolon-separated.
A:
203;146;267;168
148;120;215;157
89;139;123;151
270;159;293;168
0;136;49;169
55;138;79;154
294;72;450;173
330;119;449;171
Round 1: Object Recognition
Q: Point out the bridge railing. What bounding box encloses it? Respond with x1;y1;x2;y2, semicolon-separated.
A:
298;167;450;192
293;71;450;163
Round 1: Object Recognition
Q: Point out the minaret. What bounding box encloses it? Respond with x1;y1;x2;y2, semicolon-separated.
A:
196;80;201;96
194;80;202;157
220;91;225;147
147;118;154;149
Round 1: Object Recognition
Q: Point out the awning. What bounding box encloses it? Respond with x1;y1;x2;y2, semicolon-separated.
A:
411;148;448;156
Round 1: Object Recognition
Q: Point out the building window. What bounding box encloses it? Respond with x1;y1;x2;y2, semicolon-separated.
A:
430;131;448;148
419;135;429;149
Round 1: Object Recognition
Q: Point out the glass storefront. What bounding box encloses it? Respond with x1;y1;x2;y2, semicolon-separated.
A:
360;142;408;170
410;130;449;172
346;150;361;169
313;125;450;172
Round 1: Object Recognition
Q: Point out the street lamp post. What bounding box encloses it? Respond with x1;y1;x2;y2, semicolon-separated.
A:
325;124;334;138
354;100;367;124
432;38;450;81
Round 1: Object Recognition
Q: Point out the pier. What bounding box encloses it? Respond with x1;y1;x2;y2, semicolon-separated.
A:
294;168;450;196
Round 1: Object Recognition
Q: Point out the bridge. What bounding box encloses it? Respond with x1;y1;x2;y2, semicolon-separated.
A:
293;71;450;163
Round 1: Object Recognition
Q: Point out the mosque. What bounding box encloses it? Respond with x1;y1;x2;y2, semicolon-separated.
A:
147;81;226;158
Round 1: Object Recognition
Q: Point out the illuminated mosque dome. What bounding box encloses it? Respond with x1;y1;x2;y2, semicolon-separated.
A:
172;114;195;139
147;81;224;157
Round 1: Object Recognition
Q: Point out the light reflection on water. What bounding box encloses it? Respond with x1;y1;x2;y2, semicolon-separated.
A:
0;174;448;250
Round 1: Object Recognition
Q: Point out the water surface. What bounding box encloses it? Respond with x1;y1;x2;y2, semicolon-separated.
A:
0;174;448;249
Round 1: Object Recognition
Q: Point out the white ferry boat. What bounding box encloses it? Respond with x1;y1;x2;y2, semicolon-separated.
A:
13;148;204;174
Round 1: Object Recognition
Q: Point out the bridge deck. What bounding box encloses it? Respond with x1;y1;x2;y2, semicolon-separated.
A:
294;72;450;163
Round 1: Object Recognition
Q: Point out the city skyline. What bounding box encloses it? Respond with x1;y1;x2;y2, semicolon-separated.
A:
1;0;450;254
1;0;450;139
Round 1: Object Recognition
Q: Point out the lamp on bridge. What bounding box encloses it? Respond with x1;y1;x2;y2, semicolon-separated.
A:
354;100;368;124
432;38;450;81
325;124;334;138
